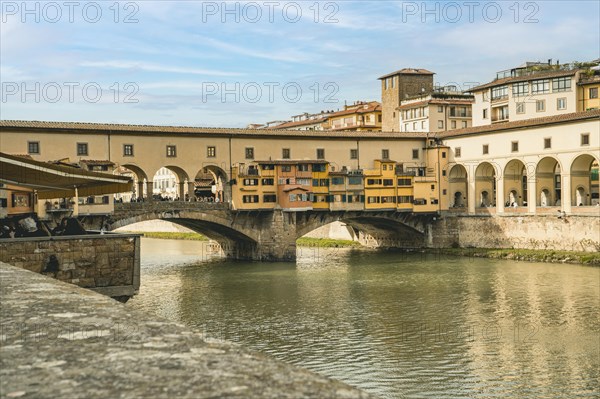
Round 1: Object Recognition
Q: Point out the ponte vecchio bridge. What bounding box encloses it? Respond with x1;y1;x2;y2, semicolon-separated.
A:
1;113;598;260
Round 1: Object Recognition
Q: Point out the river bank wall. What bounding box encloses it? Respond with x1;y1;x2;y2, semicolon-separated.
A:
0;261;371;399
431;214;599;253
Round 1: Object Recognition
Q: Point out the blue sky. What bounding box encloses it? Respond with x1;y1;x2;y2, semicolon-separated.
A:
1;0;598;127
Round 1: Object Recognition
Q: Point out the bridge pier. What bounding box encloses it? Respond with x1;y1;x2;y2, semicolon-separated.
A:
221;210;298;261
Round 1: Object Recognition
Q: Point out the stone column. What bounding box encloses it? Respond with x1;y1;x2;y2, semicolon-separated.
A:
496;177;505;214
187;182;196;201
468;177;476;215
178;182;185;200
561;173;572;214
136;181;144;200
527;177;536;214
146;182;154;202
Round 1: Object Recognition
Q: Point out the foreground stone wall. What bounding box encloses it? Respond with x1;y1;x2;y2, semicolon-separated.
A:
0;233;140;298
0;262;371;399
432;214;600;252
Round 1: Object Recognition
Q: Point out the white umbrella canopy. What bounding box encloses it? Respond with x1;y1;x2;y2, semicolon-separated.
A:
0;152;133;200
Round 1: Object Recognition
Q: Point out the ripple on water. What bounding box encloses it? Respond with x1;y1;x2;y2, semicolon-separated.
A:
128;240;600;399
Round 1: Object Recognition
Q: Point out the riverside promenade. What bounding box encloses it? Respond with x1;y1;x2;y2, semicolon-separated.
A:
0;262;371;399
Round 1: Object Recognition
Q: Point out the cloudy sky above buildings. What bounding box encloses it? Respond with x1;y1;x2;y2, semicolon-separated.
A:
1;0;598;127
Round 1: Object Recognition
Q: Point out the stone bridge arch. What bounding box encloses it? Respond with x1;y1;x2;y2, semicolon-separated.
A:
107;204;262;260
295;211;430;248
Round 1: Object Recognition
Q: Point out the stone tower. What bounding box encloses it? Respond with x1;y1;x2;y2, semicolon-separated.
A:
379;68;435;132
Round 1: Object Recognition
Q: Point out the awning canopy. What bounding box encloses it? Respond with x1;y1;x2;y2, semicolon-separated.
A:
0;152;133;199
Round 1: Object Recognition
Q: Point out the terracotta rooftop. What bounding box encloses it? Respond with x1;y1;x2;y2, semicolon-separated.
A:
328;103;382;118
1;119;422;139
269;117;328;129
469;69;579;92
378;68;435;80
436;109;600;138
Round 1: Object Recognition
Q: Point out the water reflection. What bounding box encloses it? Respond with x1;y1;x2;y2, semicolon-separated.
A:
129;238;600;398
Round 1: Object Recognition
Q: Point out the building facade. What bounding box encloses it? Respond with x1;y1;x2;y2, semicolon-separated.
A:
379;68;435;131
398;89;474;133
468;61;600;127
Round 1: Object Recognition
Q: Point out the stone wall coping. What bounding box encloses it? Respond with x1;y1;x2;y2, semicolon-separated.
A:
0;262;371;399
0;231;142;244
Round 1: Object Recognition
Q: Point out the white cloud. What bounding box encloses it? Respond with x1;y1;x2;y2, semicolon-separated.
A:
79;61;244;77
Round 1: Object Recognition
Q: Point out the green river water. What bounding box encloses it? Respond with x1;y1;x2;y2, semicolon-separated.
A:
128;238;600;398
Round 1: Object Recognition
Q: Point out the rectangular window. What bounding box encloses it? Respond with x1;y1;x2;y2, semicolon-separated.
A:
263;194;276;203
412;149;419;159
451;120;456;129
491;85;508;100
552;77;571;92
590;87;599;99
207;146;216;157
581;133;590;146
312;163;326;172
166;145;176;157
331;177;344;185
316;148;325;160
298;164;309;172
511;141;519;153
462;121;467;128
557;98;567;110
397;178;411;186
281;165;292;172
350;149;358;159
261;178;274;185
282;148;290;159
536;100;545;112
483;144;489;155
383;179;394;186
544;138;551;149
245;147;254;159
27;141;40;154
442;151;446;159
531;79;550;94
421;121;426;129
516;102;525;114
243;179;259;186
455;147;461;158
483;109;488;119
123;144;134;156
348;177;362;185
398;195;414;204
77;143;88;156
438;106;443;113
242;195;259;203
367;179;382;185
512;82;529;97
382;149;389;159
438;120;444;129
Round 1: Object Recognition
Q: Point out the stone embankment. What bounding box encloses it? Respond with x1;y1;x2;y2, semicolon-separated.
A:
0;262;371;399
